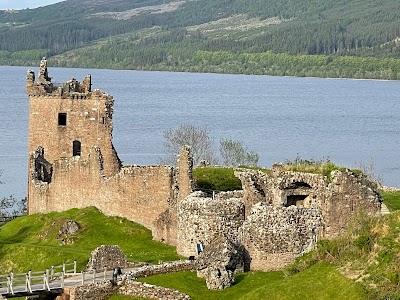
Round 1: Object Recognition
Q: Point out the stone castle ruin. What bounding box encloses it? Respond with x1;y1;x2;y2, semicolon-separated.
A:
27;59;382;275
27;58;193;244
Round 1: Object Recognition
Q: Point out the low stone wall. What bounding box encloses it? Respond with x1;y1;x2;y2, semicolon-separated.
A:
123;260;195;280
62;281;114;300
119;282;191;300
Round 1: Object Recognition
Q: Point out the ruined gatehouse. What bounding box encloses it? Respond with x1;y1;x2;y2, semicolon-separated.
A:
27;60;382;273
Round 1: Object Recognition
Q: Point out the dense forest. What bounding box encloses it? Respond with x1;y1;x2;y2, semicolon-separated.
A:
1;0;400;79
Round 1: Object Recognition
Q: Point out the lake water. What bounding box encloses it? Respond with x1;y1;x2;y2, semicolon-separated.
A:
0;66;399;200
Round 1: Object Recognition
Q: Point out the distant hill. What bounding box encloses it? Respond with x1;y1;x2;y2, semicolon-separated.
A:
1;0;400;78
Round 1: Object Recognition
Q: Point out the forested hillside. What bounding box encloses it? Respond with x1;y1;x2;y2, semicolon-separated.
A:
1;0;400;79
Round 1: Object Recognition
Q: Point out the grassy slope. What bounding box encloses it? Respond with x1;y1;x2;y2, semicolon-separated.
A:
381;191;400;211
136;263;366;300
0;206;180;272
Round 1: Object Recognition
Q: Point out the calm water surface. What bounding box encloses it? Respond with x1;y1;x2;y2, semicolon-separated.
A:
0;66;399;200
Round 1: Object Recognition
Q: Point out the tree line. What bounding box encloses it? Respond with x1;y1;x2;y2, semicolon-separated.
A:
1;0;400;79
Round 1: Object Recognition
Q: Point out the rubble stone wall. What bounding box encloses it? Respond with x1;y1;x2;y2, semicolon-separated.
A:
236;167;382;239
62;281;114;300
119;282;191;300
28;150;177;230
123;260;195;280
238;203;323;271
323;170;382;237
176;192;245;257
86;245;128;270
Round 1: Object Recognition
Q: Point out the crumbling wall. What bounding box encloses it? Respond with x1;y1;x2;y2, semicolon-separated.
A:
152;147;194;245
196;234;244;290
118;282;191;300
176;192;245;257
234;170;267;217
236;166;381;239
238;203;323;271
28;147;184;231
62;281;114;300
323;170;382;237
123;260;195;280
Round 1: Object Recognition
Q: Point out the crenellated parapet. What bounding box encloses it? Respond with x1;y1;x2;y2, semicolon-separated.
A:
26;57;108;102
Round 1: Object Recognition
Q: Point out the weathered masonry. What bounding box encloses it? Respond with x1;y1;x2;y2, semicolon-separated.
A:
27;59;193;241
177;165;382;271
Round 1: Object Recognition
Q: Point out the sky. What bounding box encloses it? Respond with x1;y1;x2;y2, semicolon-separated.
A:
0;0;64;10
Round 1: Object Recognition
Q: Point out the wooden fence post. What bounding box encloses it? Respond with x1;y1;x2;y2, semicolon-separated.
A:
43;272;50;291
74;260;77;274
51;265;55;280
7;275;12;294
25;272;31;293
61;271;65;289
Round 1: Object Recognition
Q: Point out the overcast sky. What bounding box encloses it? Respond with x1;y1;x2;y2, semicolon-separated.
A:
0;0;64;10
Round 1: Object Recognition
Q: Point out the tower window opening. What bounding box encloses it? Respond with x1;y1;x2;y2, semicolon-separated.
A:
73;140;81;156
58;113;67;126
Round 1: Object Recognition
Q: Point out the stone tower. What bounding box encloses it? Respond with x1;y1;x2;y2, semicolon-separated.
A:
26;59;193;235
27;58;122;213
27;58;121;177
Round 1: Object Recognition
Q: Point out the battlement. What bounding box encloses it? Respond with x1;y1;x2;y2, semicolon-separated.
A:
26;57;108;101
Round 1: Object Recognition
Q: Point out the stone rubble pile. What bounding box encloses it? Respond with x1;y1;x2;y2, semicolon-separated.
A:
196;234;244;290
119;281;191;300
86;245;128;270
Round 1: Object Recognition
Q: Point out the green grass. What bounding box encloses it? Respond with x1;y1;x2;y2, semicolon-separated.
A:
282;156;362;180
241;263;366;300
0;207;180;273
136;263;366;300
193;167;242;191
381;191;400;211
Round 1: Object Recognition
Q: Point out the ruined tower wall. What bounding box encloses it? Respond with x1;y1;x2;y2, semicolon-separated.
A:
322;170;382;238
176;192;245;257
238;204;323;271
28;93;120;178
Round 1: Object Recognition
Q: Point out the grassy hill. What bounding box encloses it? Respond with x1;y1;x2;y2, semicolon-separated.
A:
1;0;400;78
0;206;180;272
